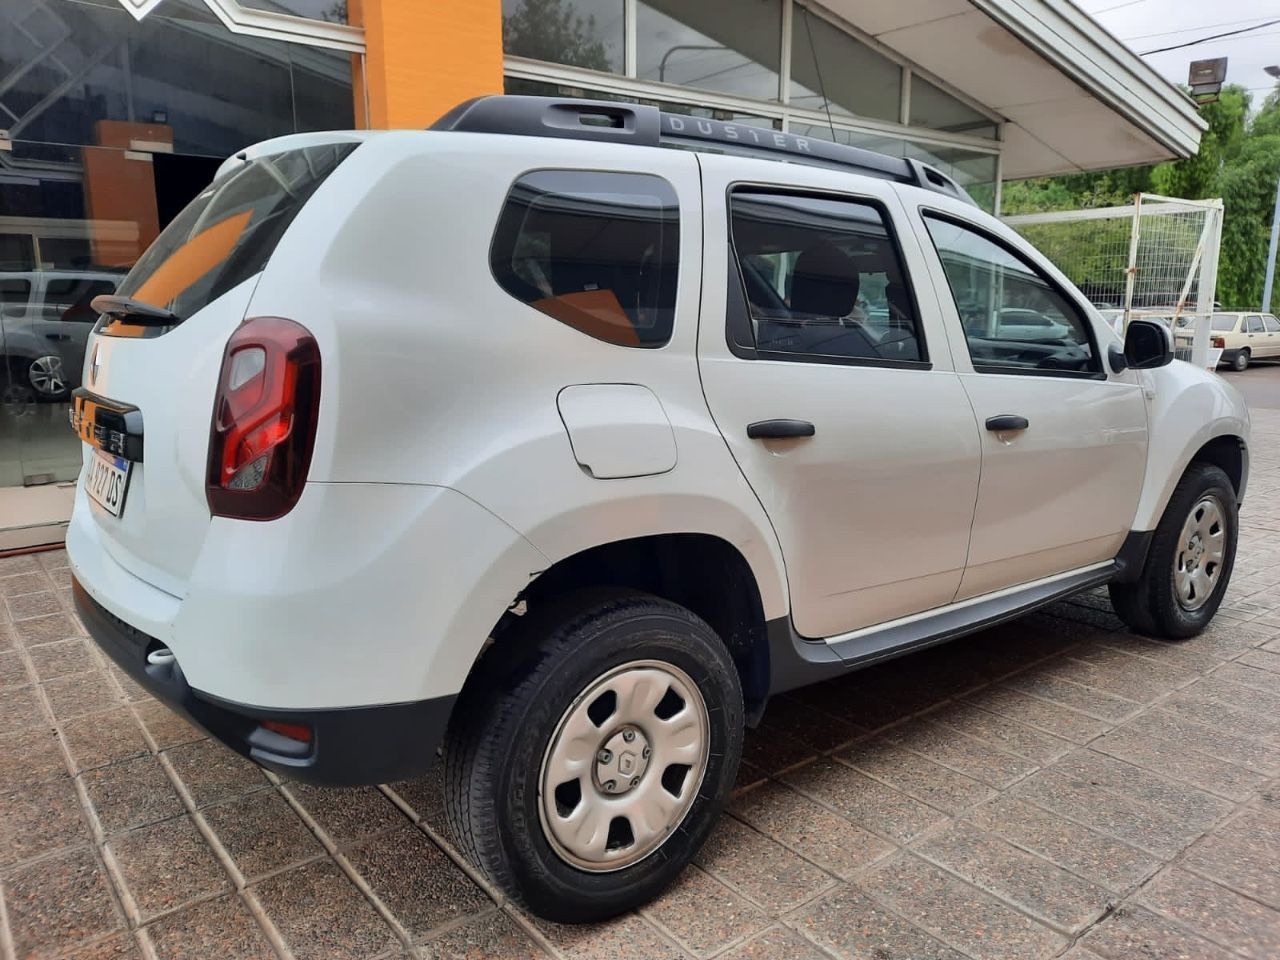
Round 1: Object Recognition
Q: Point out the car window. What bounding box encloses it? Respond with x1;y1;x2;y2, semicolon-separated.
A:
1211;314;1238;332
43;278;119;322
923;214;1099;376
1266;316;1280;333
491;170;679;348
1246;315;1265;334
0;278;31;304
726;190;924;364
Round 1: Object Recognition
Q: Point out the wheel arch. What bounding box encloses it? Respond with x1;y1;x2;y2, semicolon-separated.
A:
502;533;774;722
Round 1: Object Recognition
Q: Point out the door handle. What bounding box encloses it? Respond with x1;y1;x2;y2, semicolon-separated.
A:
747;419;816;439
44;333;71;341
985;414;1029;432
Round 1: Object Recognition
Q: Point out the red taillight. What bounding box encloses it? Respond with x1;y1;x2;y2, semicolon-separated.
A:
207;317;320;520
1211;336;1225;349
261;719;313;743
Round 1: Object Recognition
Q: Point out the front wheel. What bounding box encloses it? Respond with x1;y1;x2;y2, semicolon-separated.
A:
1110;462;1237;638
443;592;743;922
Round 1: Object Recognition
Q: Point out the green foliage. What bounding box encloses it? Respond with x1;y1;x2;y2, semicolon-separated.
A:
1003;85;1280;310
503;0;612;72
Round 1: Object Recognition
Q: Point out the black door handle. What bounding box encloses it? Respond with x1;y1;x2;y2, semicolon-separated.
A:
44;333;70;341
747;419;816;440
985;414;1029;432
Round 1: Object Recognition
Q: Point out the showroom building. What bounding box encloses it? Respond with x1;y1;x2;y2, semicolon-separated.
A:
0;0;1204;546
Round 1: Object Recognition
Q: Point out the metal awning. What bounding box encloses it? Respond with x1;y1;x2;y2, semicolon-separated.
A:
816;0;1206;178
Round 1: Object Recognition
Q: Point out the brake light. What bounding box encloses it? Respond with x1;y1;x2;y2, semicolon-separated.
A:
207;317;320;520
1211;336;1225;349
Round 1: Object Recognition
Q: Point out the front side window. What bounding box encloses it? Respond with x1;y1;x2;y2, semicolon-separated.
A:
491;170;680;348
727;191;924;364
923;215;1099;376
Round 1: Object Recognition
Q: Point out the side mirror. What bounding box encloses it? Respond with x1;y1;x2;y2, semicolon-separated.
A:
1124;318;1174;370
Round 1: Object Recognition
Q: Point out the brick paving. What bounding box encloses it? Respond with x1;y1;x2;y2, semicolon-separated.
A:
3;414;1280;960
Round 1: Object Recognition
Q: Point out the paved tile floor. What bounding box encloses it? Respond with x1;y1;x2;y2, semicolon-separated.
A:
4;414;1280;960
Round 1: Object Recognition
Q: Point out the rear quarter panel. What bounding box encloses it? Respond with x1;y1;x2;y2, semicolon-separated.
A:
245;132;789;621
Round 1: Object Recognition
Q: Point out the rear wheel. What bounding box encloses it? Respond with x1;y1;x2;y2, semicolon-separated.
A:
443;591;743;922
1110;462;1237;638
28;355;69;399
1232;349;1249;372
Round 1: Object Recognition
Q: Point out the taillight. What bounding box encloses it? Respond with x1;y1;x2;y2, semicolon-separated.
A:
1211;336;1225;349
207;317;320;520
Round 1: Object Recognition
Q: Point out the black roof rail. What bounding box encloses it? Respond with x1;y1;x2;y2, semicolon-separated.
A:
430;96;977;207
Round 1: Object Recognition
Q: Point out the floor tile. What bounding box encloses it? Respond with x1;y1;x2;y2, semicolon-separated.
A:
163;738;269;808
695;816;836;913
418;911;547;959
61;707;150;773
201;789;324;881
1181;809;1280;908
1140;867;1280;960
881;720;1039;789
145;894;276;960
43;670;124;722
714;925;827;960
2;847;123;959
0;723;68;786
913;821;1112;933
857;854;1067;960
643;865;768;958
1081;903;1234;960
14;611;77;645
107;816;230;922
0;776;90;865
30;639;97;681
81;754;184;834
791;885;967;960
0;683;45;735
961;686;1111;743
842;740;995;814
134;700;205;750
284;783;406;847
344;825;490;939
252;859;398;960
527;910;687;960
730;780;896;880
782;759;949;844
7;589;62;621
965;795;1159;893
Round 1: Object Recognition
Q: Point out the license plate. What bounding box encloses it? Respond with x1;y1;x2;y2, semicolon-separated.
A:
85;450;131;517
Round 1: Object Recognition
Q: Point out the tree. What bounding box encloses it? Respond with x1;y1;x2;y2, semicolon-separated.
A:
503;0;613;72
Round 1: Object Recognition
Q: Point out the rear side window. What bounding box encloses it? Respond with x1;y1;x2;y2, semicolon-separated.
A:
1247;315;1265;334
1265;316;1280;333
491;170;680;348
1211;314;1238;332
726;190;925;365
111;142;357;326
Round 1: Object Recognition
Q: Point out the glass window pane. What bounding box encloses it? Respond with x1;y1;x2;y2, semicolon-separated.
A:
636;0;781;103
728;191;923;363
239;0;349;23
924;215;1099;376
910;77;997;139
789;8;901;123
502;0;623;73
491;171;680;348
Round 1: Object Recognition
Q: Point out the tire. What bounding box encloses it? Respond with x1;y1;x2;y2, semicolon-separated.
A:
1232;349;1249;372
1109;462;1237;639
443;591;744;922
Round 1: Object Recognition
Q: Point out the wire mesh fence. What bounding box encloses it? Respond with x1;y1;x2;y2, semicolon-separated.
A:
1004;195;1223;367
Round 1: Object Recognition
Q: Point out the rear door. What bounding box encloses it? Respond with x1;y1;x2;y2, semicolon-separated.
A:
913;208;1148;598
76;142;357;596
696;156;981;639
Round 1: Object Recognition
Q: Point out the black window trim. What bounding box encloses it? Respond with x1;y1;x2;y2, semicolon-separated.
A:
724;182;932;371
487;165;683;351
919;207;1107;382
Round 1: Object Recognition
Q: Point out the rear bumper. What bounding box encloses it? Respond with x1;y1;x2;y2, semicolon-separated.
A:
73;575;453;786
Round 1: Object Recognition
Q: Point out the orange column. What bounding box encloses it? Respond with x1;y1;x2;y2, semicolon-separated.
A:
355;0;504;130
82;120;173;266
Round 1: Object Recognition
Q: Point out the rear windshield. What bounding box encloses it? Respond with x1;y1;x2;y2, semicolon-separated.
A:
111;142;357;323
1211;314;1239;332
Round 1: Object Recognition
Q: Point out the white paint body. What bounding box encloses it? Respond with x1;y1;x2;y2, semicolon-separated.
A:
66;129;1249;710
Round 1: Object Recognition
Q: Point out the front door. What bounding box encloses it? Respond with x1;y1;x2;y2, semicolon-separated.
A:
915;211;1149;598
696;158;981;639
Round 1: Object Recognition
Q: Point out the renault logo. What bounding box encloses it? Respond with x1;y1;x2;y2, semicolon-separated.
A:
89;344;101;386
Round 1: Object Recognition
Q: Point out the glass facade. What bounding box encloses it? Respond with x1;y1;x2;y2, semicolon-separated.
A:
0;0;354;490
636;0;782;103
789;6;900;123
502;0;625;73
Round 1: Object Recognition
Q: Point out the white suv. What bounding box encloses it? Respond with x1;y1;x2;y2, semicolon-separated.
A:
66;97;1250;922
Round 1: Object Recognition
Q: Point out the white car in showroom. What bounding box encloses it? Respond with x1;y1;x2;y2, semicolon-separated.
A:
66;96;1249;922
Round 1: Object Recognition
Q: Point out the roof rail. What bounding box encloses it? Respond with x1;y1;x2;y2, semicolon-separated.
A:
430;96;977;207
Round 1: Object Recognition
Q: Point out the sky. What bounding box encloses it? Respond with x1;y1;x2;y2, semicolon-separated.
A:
1076;0;1280;105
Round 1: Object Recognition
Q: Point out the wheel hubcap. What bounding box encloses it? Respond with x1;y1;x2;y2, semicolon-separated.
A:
29;356;67;396
1174;495;1226;611
538;660;709;872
